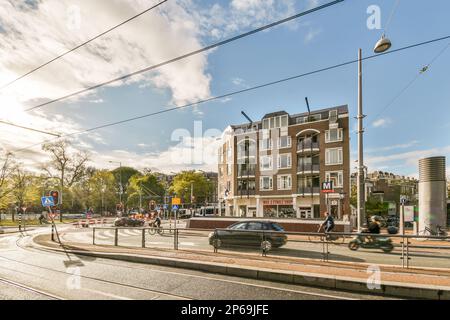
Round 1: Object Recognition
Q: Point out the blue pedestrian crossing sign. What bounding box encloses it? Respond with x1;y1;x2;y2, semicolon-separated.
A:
41;196;55;207
172;205;179;210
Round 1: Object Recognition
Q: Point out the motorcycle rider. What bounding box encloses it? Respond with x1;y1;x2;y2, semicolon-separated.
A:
363;216;381;243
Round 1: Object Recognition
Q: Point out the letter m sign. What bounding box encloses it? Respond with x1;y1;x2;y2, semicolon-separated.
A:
321;181;334;193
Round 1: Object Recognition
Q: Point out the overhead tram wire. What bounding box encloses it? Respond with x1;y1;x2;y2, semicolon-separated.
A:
11;34;450;157
0;119;60;137
0;0;168;91
371;40;450;122
24;0;345;112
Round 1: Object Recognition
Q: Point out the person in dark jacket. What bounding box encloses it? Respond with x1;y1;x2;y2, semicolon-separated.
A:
319;211;335;233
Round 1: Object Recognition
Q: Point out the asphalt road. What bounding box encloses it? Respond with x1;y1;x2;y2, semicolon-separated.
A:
0;226;393;300
68;225;450;269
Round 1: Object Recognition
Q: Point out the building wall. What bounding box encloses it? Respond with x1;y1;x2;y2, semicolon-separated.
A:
218;106;350;220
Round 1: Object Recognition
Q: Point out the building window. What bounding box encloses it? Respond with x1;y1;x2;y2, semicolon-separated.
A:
260;176;273;191
329;109;338;123
260;156;272;171
325;128;343;143
325;171;344;188
325;148;343;165
278;136;291;149
277;175;292;190
262;119;269;130
260;138;272;151
277;153;291;169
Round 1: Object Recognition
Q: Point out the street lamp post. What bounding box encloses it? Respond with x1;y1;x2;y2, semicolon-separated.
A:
356;35;392;231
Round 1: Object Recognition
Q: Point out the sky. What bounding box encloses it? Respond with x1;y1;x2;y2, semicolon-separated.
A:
0;0;449;177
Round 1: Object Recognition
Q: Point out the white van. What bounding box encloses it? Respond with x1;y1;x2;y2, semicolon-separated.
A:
195;206;218;217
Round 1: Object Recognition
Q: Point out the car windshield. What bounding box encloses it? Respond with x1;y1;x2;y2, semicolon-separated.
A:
229;222;247;230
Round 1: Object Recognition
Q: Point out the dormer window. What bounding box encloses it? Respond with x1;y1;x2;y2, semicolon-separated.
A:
262;114;288;130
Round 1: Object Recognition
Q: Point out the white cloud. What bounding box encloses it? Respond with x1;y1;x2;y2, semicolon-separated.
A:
366;140;420;153
92;135;222;173
0;0;212;107
232;77;245;86
372;118;392;128
304;27;321;43
365;146;450;169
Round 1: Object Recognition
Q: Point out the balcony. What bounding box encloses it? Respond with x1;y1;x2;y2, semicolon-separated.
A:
297;186;320;194
297;164;320;173
237;189;256;196
237;165;256;176
297;141;319;152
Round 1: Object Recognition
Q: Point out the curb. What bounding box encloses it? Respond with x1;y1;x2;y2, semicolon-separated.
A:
39;243;450;300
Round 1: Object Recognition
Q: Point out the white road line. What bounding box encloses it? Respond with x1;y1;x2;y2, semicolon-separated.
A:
84;288;132;300
179;242;196;246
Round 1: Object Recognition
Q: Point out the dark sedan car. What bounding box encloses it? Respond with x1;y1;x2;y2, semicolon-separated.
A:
208;220;287;251
113;217;144;227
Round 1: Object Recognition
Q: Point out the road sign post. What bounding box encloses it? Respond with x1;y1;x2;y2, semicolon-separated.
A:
41;196;61;243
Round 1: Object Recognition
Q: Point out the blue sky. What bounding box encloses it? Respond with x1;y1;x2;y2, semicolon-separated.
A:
0;0;449;176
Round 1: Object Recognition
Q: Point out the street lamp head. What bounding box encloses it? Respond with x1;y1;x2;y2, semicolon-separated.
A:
373;34;392;53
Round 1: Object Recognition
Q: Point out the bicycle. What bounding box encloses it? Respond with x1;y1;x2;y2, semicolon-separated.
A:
148;221;164;235
308;225;345;243
418;225;447;237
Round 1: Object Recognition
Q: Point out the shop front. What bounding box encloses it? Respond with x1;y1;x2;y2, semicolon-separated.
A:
261;199;296;219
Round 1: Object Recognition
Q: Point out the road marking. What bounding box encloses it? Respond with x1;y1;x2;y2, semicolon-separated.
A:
84;288;132;300
179;242;196;246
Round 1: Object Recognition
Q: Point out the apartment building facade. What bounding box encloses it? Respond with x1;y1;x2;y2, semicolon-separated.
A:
217;105;350;220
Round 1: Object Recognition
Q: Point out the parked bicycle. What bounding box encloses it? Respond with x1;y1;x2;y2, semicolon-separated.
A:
418;225;447;237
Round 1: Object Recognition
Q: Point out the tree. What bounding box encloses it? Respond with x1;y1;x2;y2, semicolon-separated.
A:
87;170;117;214
110;166;141;205
0;153;14;208
42;140;90;219
10;166;40;218
127;173;165;209
169;171;214;205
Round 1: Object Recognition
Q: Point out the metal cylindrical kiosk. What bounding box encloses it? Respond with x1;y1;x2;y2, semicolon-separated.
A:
418;156;447;234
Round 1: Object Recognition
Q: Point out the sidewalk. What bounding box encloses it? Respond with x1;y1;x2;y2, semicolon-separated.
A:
33;234;450;299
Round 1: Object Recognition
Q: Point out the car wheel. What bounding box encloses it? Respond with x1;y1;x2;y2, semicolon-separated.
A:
348;241;359;251
261;240;272;252
382;244;394;253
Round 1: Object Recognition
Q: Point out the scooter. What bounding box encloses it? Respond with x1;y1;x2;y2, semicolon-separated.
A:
348;233;394;253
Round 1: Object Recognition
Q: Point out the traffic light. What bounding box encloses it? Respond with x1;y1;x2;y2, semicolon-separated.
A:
49;190;59;205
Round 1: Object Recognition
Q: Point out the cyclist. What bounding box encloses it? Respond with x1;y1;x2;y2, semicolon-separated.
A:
319;211;335;233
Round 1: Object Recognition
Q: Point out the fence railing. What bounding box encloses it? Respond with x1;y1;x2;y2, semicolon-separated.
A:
90;226;450;269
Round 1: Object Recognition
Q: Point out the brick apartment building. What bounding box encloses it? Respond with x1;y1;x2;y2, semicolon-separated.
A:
217;105;350;220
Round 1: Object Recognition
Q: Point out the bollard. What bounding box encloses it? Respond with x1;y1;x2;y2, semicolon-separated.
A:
114;228;118;246
93;227;95;245
51;224;55;242
142;228;146;248
173;228;178;250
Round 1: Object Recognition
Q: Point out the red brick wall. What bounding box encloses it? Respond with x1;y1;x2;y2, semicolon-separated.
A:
186;218;346;232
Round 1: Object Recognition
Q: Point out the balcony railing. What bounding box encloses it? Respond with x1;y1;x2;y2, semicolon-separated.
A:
237;189;256;195
297;186;320;194
297;141;319;151
238;166;256;176
297;164;320;172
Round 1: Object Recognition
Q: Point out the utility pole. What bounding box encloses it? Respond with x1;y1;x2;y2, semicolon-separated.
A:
190;182;194;208
357;48;365;232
